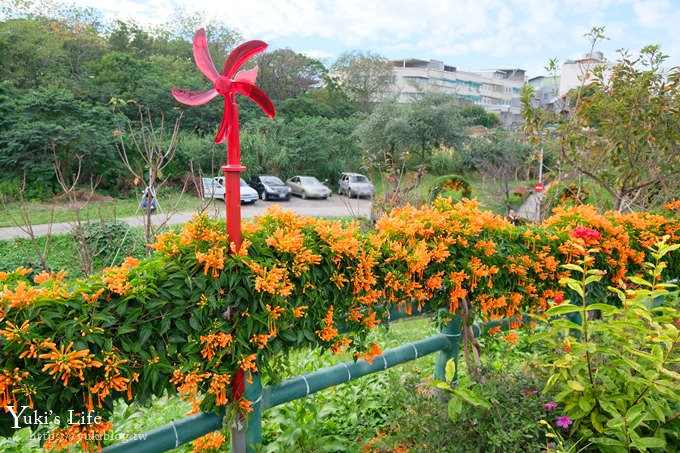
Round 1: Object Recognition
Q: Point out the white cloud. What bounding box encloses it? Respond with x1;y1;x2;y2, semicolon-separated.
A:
60;0;680;75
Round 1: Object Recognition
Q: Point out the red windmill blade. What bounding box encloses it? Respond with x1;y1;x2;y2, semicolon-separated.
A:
172;28;275;144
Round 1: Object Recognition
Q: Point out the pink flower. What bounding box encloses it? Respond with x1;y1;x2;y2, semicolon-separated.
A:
544;402;557;411
556;415;573;429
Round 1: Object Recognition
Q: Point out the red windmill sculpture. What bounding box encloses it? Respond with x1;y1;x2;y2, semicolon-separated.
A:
172;28;275;251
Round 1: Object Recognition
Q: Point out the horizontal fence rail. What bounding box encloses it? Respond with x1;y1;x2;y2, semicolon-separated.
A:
103;309;542;452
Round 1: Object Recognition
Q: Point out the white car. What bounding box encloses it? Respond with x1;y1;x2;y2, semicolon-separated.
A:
202;177;258;204
286;175;332;199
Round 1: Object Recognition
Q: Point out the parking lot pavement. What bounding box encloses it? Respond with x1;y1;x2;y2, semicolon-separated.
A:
0;195;373;240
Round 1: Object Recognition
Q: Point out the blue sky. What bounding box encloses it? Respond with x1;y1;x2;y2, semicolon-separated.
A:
66;0;680;78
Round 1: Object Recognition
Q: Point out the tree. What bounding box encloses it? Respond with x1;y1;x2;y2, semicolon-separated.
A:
465;131;532;213
254;49;326;104
356;93;468;201
330;50;394;112
460;104;500;129
0;18;69;89
0;85;119;197
112;101;184;248
522;28;680;212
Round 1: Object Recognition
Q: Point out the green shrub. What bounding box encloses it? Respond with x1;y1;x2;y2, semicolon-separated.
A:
532;236;680;452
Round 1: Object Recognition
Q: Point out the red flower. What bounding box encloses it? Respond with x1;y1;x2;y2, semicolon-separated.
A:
570;226;601;243
172;29;275;144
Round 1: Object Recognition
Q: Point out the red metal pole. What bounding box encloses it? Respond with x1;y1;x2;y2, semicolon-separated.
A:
222;95;246;404
222;94;246;253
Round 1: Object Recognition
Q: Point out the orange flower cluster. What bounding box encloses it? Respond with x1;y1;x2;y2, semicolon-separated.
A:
441;179;465;192
88;351;133;408
193;431;226;453
101;266;132;296
0;367;31;410
44;421;113;453
170;366;212;413
504;331;520;345
148;230;182;255
246;261;294;296
0;319;30;342
1;281;43;309
180;214;226;245
265;226;304;254
207;373;232;406
238;354;258;384
355;341;383;365
316;306;338;342
292;305;308;318
663;199;680;212
39;342;102;386
199;332;233;360
195;246;226;278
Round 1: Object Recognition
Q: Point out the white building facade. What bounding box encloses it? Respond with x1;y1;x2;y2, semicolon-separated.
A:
388;58;527;125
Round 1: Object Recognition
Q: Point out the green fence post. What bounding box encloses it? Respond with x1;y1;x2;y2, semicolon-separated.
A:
231;373;263;453
246;373;263;453
433;313;461;383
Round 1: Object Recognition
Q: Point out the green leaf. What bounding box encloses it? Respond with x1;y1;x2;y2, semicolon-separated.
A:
585;303;619;315
633;437;666;449
643;396;666;423
567;380;585;391
566;282;585;298
628;276;653;287
584;274;603;286
591;437;627;447
651;344;664;362
448;396;462;421
591;410;605;433
543;373;560;393
445;359;456;383
562;263;585;273
528;331;553;343
625;403;646;430
544;304;581;317
117;325;137;335
624;346;656;361
598;399;621;417
428;381;453;393
660;366;680;380
454;387;491;409
579;395;595;412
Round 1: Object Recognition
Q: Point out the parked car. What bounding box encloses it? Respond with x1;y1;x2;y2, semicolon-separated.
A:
202;177;258;204
286;175;332;199
338;172;376;198
248;175;292;201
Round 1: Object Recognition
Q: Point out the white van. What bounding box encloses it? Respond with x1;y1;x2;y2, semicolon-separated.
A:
202;177;258;204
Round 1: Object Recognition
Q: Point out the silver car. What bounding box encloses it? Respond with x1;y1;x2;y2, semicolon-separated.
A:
338;172;375;198
286;176;332;199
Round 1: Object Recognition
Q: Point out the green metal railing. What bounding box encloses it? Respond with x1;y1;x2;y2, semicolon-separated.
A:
103;306;466;453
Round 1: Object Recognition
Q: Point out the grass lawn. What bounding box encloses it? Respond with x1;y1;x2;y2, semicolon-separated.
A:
0;188;203;228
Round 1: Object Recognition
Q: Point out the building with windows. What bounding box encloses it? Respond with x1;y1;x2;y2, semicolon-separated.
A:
387;58;527;125
558;51;605;97
527;74;561;111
